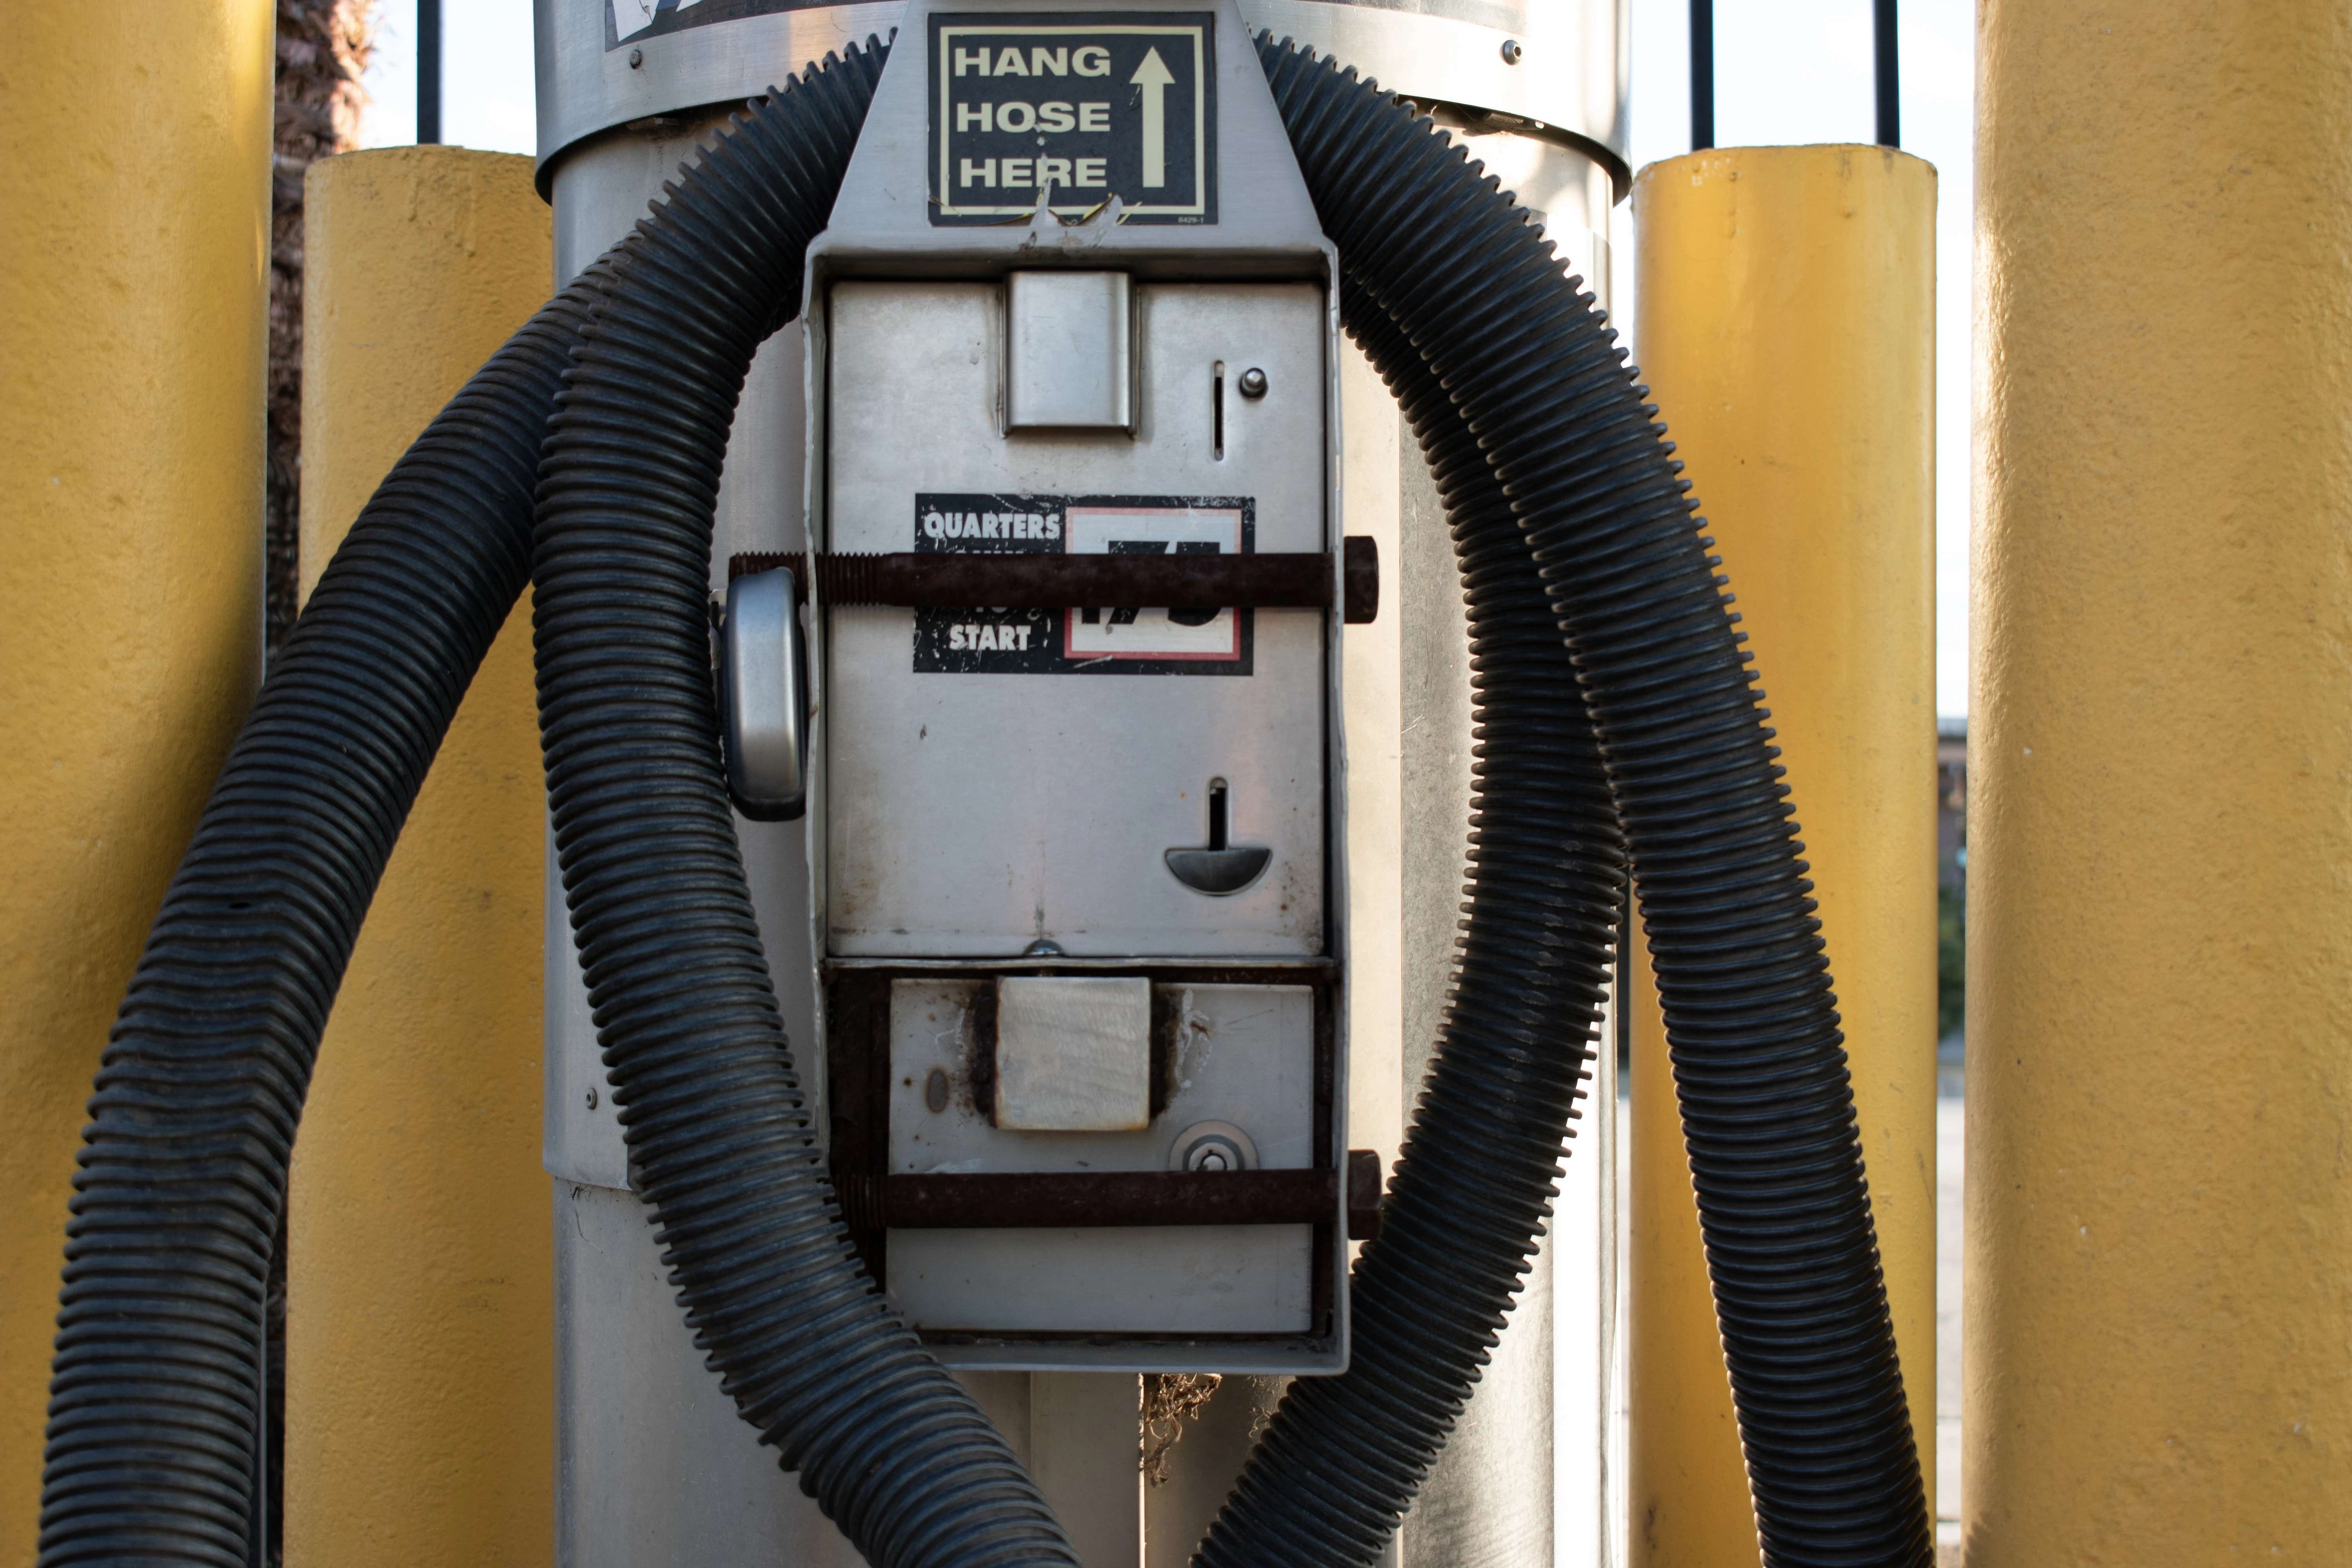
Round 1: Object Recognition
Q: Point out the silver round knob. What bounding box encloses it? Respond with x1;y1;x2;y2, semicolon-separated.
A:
1237;367;1269;400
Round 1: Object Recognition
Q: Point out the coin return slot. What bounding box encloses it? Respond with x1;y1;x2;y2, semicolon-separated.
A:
1165;777;1272;896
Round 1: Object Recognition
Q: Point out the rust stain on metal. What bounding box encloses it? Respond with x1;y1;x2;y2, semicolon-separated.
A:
730;539;1381;622
877;1167;1340;1229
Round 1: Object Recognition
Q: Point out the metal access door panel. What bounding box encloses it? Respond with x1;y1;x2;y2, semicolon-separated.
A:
824;281;1327;957
884;979;1317;1340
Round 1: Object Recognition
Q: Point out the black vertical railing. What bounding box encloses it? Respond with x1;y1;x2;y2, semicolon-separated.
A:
418;0;443;145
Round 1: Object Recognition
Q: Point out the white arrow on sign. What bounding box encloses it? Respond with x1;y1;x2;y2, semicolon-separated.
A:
1130;47;1174;189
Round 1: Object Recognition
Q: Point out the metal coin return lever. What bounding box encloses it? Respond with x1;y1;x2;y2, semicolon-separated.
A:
1166;777;1270;895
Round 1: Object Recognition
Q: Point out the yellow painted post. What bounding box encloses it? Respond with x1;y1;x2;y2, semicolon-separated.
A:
1970;5;2352;1560
0;3;273;1556
285;147;554;1568
1629;145;1938;1563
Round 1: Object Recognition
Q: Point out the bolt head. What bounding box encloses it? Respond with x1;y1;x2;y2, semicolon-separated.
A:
1184;1134;1246;1171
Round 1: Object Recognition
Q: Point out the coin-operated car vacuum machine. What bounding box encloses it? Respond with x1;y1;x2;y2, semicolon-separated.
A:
38;1;1935;1565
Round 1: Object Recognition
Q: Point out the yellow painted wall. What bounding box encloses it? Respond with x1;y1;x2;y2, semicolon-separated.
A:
286;147;553;1567
0;4;274;1558
1970;5;2352;1561
1630;145;1938;1562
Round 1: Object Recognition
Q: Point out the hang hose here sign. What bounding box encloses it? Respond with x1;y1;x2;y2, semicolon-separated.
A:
929;12;1216;225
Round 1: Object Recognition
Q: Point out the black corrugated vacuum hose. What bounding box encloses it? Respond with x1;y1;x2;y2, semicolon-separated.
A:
39;44;1072;1568
526;41;1076;1568
44;29;1927;1568
1195;37;1933;1568
1202;266;1629;1568
36;270;606;1567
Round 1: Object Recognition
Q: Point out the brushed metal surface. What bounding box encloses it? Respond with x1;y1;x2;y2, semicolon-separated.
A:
537;0;904;190
824;280;1327;957
1248;0;1627;180
536;0;1626;182
958;1370;1148;1561
889;981;1317;1174
893;1222;1314;1338
1393;415;1610;1568
554;1180;856;1566
887;978;1321;1351
1006;270;1136;431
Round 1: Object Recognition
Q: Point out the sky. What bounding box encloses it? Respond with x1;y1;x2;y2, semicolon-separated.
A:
360;0;1975;715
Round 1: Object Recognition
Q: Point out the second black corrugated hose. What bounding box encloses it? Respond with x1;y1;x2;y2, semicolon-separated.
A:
1194;36;1933;1568
1184;267;1628;1567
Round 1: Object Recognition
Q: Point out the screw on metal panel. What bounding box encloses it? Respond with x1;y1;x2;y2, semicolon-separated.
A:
628;46;644;67
585;1087;598;1109
1237;367;1269;399
1169;1120;1257;1171
1500;37;1524;64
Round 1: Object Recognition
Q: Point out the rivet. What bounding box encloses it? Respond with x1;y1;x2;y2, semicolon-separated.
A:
628;46;644;68
1499;38;1524;64
585;1087;599;1109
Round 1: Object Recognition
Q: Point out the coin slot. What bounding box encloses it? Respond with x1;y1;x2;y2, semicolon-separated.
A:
1212;359;1226;460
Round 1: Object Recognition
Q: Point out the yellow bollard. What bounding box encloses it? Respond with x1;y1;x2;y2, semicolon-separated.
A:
0;2;274;1553
1630;145;1938;1562
1971;4;2352;1560
285;147;554;1568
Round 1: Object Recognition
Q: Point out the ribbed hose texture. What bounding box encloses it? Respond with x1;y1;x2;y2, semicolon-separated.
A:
1191;276;1628;1568
44;33;1924;1568
528;42;1076;1568
1200;41;1934;1568
37;275;608;1565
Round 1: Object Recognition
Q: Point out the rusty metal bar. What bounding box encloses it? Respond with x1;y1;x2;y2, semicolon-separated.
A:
841;1152;1386;1236
728;536;1381;624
